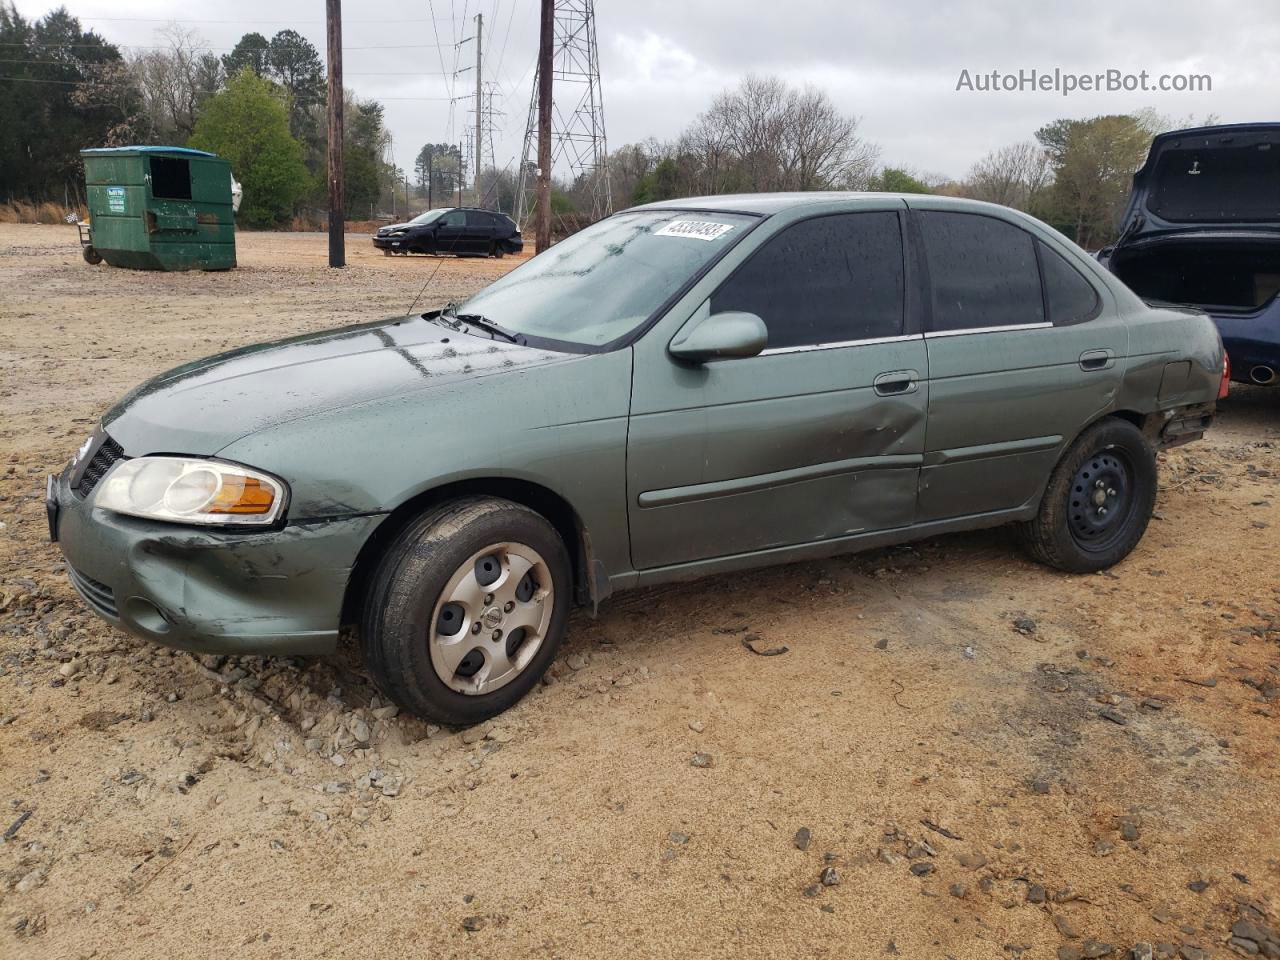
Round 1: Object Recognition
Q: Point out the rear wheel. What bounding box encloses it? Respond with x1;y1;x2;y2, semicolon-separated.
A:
82;245;102;265
1016;418;1157;573
361;497;571;725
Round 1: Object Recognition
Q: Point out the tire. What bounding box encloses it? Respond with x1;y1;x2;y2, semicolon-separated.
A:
1017;417;1157;573
361;497;572;725
82;245;102;265
490;242;505;259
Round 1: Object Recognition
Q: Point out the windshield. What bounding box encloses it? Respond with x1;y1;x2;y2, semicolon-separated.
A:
409;209;447;225
453;210;755;349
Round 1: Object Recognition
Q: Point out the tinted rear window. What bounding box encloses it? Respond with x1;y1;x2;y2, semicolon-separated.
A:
1039;241;1100;325
711;212;905;349
918;210;1044;332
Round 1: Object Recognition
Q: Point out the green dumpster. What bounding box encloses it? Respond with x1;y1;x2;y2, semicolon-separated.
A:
81;146;236;271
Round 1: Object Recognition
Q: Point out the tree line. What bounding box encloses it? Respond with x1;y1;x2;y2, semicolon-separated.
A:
605;75;1206;249
1;5;1203;245
0;4;401;226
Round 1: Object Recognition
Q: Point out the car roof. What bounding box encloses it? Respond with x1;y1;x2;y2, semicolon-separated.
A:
628;192;1020;218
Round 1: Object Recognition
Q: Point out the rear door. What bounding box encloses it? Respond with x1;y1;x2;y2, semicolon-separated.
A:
908;202;1128;520
465;210;496;252
627;205;930;570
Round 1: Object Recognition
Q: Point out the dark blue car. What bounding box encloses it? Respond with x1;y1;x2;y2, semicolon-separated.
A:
1101;123;1279;387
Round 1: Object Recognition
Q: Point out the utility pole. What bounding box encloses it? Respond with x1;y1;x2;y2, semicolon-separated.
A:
325;0;344;267
474;12;483;206
427;148;433;209
535;0;553;252
457;141;464;207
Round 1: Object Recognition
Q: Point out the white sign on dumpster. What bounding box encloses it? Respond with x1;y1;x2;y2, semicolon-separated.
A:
106;187;125;214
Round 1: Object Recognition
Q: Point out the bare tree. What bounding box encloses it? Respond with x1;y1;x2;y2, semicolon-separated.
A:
678;75;878;194
130;25;219;142
964;141;1051;210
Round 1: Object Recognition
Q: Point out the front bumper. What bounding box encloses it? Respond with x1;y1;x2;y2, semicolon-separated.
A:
372;234;408;250
48;467;385;655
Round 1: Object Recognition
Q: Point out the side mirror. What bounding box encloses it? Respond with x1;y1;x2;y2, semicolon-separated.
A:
669;311;768;363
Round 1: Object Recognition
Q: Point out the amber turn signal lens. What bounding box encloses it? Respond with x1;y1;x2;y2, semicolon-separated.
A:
207;476;276;515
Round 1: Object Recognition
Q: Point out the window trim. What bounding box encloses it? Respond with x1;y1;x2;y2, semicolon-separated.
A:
706;209;910;352
923;322;1052;339
759;333;921;356
1035;239;1103;327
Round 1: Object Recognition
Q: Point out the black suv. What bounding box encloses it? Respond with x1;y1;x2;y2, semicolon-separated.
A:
373;207;523;258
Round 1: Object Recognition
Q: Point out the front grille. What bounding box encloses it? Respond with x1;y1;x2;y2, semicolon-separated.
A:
68;566;118;619
75;436;124;498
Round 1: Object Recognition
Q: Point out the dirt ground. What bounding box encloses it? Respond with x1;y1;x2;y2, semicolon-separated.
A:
1;223;1278;960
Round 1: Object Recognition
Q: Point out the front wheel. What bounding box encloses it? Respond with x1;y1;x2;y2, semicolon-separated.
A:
361;497;571;725
1016;417;1157;573
82;245;103;265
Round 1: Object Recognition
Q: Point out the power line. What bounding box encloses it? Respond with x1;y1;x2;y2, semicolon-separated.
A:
0;40;459;51
76;15;466;24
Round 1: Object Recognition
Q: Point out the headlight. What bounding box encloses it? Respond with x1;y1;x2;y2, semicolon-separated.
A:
95;457;287;526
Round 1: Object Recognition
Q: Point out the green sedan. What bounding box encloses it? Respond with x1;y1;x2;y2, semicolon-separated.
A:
48;193;1226;724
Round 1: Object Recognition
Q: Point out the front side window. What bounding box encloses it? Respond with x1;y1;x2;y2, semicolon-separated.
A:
710;212;905;350
410;209;446;225
1039;241;1100;325
455;210;754;350
918;210;1044;332
439;210;466;227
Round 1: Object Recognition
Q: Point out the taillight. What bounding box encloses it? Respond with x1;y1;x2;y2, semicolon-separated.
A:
1218;353;1231;399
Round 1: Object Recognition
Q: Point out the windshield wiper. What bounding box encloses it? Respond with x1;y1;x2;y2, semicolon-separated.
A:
425;303;464;331
453;313;525;345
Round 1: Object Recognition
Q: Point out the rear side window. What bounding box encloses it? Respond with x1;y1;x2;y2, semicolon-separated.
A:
918;210;1043;331
711;212;905;350
1038;241;1100;325
466;211;493;227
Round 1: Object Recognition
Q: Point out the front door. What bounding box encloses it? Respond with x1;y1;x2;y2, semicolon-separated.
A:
627;206;930;571
433;209;470;254
907;202;1129;520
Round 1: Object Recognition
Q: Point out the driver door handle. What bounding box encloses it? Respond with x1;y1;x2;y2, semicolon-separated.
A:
874;369;920;396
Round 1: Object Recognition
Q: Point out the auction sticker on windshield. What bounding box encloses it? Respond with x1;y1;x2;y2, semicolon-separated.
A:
654;219;736;241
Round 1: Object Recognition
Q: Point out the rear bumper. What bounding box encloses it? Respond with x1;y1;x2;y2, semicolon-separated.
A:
1212;304;1280;383
50;467;385;655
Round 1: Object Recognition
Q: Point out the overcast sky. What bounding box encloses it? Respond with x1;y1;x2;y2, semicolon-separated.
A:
25;0;1280;188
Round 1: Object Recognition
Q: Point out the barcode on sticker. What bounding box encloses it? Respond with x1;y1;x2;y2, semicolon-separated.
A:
654;220;735;241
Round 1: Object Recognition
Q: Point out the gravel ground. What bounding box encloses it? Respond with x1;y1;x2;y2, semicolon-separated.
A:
1;224;1278;960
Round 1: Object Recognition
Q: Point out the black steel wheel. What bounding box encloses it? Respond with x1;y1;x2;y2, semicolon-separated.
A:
1017;417;1157;573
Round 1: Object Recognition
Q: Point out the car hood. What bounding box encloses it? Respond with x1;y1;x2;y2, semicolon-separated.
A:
377;222;417;234
102;316;575;456
1115;123;1280;247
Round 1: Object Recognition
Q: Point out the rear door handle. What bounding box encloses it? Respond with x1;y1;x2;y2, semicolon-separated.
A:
874;369;920;396
1079;349;1115;372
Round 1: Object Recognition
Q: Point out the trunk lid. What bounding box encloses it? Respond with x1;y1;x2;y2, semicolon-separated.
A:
1117;123;1280;242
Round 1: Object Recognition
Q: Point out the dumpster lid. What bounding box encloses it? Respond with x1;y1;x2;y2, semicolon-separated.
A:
80;146;218;158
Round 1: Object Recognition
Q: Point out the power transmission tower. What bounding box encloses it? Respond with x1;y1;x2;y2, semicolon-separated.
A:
514;0;611;233
468;81;504;208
